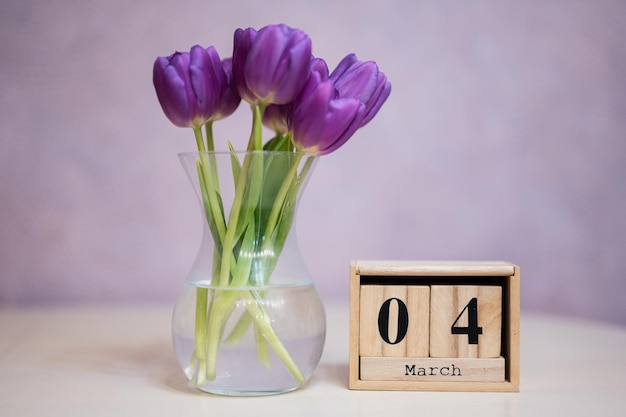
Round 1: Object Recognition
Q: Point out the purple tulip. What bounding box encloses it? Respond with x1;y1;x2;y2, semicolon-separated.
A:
330;53;391;126
153;45;237;128
213;58;241;121
290;69;365;155
233;24;312;105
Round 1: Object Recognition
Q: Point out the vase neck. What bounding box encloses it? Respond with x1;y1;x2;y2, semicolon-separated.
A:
179;151;317;287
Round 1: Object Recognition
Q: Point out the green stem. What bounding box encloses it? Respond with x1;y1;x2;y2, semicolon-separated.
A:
204;290;238;381
204;121;215;151
193;287;209;384
204;121;220;195
248;104;265;151
254;319;271;368
192;125;227;386
194;127;226;242
217;158;249;286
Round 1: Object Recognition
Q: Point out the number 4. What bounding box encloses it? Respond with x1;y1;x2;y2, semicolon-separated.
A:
451;297;483;344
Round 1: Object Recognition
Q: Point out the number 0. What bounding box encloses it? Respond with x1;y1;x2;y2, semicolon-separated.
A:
377;298;409;345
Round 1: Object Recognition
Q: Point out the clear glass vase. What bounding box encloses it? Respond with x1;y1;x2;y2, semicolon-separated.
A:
172;151;326;396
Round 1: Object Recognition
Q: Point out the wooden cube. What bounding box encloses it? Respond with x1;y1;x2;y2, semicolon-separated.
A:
429;285;502;358
349;260;520;392
359;285;430;357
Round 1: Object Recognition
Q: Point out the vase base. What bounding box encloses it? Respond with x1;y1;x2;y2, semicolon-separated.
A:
193;384;303;397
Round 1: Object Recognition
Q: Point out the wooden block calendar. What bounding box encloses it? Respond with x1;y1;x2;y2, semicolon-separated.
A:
349;261;520;392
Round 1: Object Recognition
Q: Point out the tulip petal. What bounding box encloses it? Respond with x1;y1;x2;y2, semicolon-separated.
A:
310;57;330;80
153;55;193;127
361;74;391;126
291;80;334;146
314;99;364;154
333;61;379;103
232;27;258;103
246;25;288;101
329;53;358;82
271;34;311;103
190;45;224;121
215;57;241;120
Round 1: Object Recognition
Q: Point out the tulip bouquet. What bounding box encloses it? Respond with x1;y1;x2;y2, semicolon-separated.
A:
154;24;390;387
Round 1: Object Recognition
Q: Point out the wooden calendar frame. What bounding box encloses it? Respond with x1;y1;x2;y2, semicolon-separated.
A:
348;260;520;392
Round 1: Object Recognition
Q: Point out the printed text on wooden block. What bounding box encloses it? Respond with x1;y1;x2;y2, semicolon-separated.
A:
360;356;505;382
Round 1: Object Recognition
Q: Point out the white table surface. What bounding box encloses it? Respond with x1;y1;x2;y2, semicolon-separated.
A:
1;303;625;416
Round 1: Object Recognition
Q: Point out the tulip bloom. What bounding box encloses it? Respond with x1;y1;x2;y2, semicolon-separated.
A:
233;24;312;105
153;45;238;128
290;69;365;155
330;53;391;126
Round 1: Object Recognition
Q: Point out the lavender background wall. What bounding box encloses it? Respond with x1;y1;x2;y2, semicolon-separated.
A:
1;0;625;324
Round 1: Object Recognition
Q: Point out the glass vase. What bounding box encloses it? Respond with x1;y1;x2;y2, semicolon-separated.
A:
172;151;326;396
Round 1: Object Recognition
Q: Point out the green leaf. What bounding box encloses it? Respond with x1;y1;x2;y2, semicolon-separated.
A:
260;156;315;282
263;133;292;152
256;152;295;241
231;152;265;261
262;179;298;279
